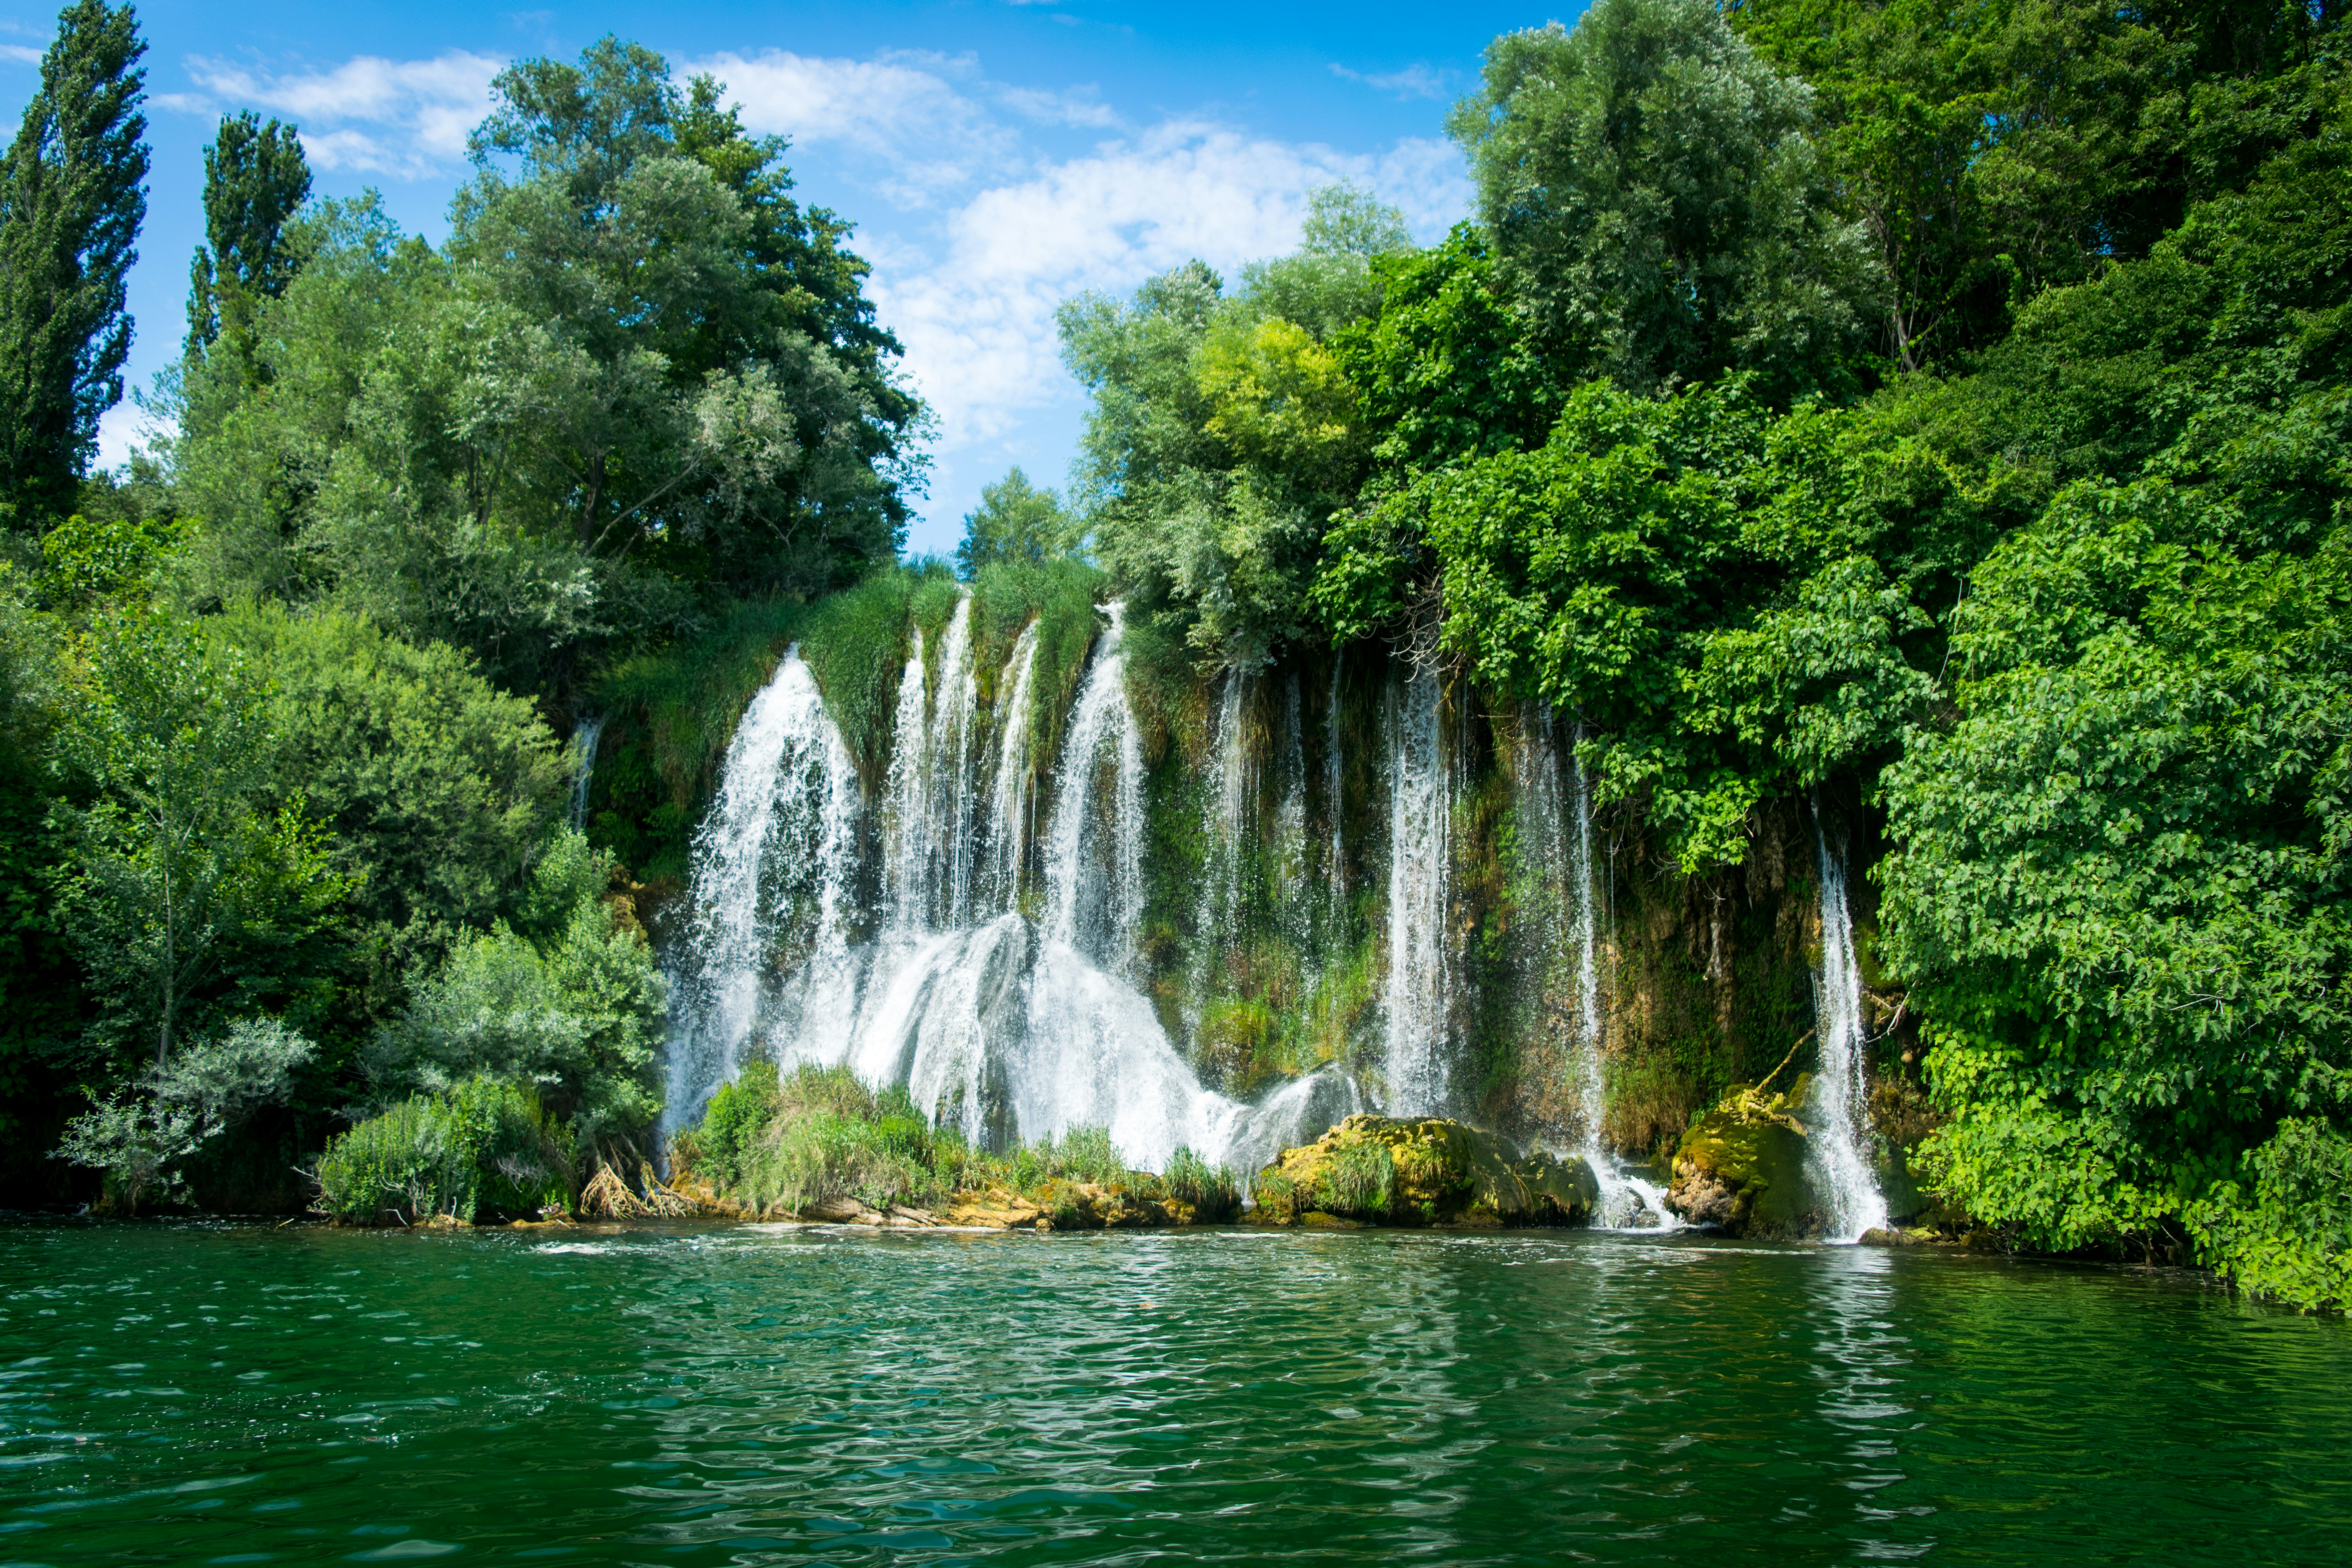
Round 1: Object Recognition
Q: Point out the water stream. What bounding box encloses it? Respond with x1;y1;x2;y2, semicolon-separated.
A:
1381;667;1452;1116
567;713;604;833
1809;795;1891;1240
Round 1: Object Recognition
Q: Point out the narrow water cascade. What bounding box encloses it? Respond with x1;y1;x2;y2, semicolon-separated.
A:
1514;712;1675;1229
1273;673;1308;948
661;649;861;1140
1324;661;1347;940
568;714;604;833
1042;603;1146;973
983;621;1039;915
931;599;980;929
1191;670;1254;1013
881;623;932;934
1808;796;1889;1241
1382;666;1452;1115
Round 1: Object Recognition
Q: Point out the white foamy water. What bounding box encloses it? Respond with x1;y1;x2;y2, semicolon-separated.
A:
1808;797;1889;1241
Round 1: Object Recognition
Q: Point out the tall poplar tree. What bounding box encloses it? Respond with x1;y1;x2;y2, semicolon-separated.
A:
0;0;147;524
184;112;309;386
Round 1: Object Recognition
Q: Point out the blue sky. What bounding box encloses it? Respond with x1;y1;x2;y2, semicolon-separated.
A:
0;1;1573;557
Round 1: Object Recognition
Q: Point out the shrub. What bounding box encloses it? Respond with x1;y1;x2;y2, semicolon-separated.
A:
1050;1125;1124;1185
54;1018;315;1214
313;1076;572;1224
693;1060;781;1187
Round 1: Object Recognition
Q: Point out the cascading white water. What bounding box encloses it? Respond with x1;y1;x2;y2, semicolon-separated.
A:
983;621;1039;915
1324;662;1347;938
880;599;982;935
1513;713;1676;1230
658;599;1354;1179
881;624;932;933
1042;603;1145;973
932;599;980;928
1191;671;1254;1011
1383;667;1452;1116
567;714;604;833
661;649;860;1140
1809;797;1889;1241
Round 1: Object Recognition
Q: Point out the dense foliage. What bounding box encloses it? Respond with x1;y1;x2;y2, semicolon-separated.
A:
1056;0;2352;1302
0;17;914;1214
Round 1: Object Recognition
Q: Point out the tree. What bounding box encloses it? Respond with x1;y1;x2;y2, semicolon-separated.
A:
51;610;346;1068
0;0;147;522
1449;0;1880;399
954;467;1078;577
185;111;310;387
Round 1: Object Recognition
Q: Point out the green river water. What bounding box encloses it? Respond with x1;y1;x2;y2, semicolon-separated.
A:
2;1220;2346;1566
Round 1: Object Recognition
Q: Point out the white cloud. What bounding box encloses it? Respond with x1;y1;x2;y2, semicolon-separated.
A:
0;43;41;65
871;123;1470;454
181;51;505;178
1330;62;1451;101
688;48;1018;205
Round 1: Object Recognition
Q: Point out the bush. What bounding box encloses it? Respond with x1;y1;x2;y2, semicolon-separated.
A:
54;1018;315;1214
368;829;666;1139
312;1076;572;1224
2189;1120;2352;1313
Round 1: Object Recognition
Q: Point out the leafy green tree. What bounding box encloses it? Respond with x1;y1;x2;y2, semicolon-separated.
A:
0;0;147;523
367;829;666;1141
1450;0;1881;399
1731;0;2347;370
1062;188;1412;668
954;466;1079;577
184;111;310;387
208;602;568;975
51;610;347;1068
167;38;922;695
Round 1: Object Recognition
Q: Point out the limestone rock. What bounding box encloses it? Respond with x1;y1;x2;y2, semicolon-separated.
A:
1664;1082;1823;1238
1252;1114;1599;1228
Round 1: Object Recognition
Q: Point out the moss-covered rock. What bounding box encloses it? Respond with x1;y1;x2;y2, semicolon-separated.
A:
1665;1080;1822;1237
1251;1114;1599;1227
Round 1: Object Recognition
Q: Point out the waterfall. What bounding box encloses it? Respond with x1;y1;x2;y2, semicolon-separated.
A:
933;599;980;928
881;623;931;933
567;714;604;833
1512;713;1677;1229
1274;673;1308;942
1382;666;1452;1116
984;621;1040;915
1324;661;1347;939
1042;603;1145;974
881;599;982;933
1809;798;1889;1241
661;649;860;1140
659;598;1371;1181
1193;671;1254;1004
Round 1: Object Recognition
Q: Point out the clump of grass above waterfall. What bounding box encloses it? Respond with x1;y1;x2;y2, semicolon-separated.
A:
670;1060;1242;1222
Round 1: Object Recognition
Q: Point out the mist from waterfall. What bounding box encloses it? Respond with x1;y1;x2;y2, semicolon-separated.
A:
1809;797;1889;1241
